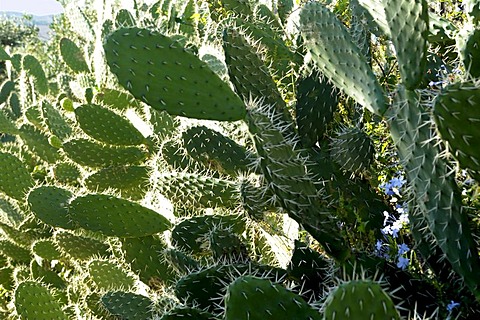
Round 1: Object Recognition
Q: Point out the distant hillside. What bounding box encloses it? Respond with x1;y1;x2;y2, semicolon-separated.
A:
0;11;57;25
0;11;61;40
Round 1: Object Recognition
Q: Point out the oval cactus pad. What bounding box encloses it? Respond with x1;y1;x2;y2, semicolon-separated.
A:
69;194;171;237
104;27;246;121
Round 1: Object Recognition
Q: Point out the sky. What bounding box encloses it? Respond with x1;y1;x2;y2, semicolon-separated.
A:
0;0;64;16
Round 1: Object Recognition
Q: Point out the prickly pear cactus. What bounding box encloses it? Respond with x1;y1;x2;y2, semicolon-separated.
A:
323;280;401;320
104;27;246;121
224;276;321;320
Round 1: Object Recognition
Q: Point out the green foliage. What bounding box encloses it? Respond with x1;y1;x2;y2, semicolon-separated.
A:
0;0;479;318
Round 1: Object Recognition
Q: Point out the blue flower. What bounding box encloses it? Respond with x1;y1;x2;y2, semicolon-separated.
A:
398;243;410;255
447;301;460;312
375;240;383;251
380;177;406;196
397;256;409;270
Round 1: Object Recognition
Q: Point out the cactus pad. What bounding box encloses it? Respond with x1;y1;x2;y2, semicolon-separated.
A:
69;194;171;237
54;231;110;261
101;291;154;320
104;27;246;121
225;276;321;320
433;83;480;176
14;281;68;320
382;0;428;89
27;186;74;229
85;165;149;200
59;38;89;73
330;126;374;174
62;138;149;167
88;259;136;291
121;236;176;286
0;152;34;201
155;172;239;208
323;280;401;320
75;104;145;146
300;2;386;116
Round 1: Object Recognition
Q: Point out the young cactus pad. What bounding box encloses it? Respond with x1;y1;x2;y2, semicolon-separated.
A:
104;27;246;121
300;2;386;116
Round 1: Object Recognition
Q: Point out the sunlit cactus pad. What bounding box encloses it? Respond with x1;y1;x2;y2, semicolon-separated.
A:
104;27;246;121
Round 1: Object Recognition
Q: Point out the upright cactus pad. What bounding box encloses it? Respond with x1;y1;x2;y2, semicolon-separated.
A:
22;55;49;96
225;276;321;320
59;38;89;73
75;104;146;146
330;126;374;174
14;281;68;320
0;80;15;104
382;0;428;89
175;266;227;311
27;186;74;229
19;124;60;163
41;101;72;140
388;89;480;298
69;194;171;237
300;2;386;116
104;27;246;121
121;235;176;285
323;280;401;320
287;240;331;296
246;101;350;261
458;28;480;78
296;72;338;147
223;28;286;112
433;83;480;177
0;152;34;201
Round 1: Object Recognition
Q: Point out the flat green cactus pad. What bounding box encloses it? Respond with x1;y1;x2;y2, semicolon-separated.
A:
104;27;246;121
69;194;171;237
0;152;34;201
27;186;74;229
101;291;154;320
75;104;145;146
15;281;68;320
433;83;480;176
59;37;89;73
225;276;321;320
300;2;386;116
323;280;401;320
88;259;136;291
